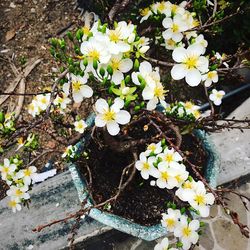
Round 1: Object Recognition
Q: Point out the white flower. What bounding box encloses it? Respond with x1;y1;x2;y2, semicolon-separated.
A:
0;158;17;181
187;181;215;217
145;142;163;155
94;98;131;136
74;120;87;133
168;3;186;16
7;185;30;200
161;208;181;232
62;145;77;159
174;216;200;250
137;36;150;54
152;1;171;15
202;71;218;87
135;153;159;179
132;61;160;87
80;36;111;64
64;74;93;104
209;89;225;106
106;21;134;54
36;93;51;111
176;179;197;202
171;44;209;86
172;163;189;187
53;92;71;111
194;34;208;54
155;164;179;189
140;7;153;23
8;198;22;213
180;101;201;119
143;82;167;111
163;38;178;50
109;54;133;85
16;166;37;186
157;148;183;168
162;14;188;42
28;99;41;117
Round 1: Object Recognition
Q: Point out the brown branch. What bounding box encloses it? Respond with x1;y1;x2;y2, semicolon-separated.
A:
146;57;175;67
108;0;132;22
27;149;59;166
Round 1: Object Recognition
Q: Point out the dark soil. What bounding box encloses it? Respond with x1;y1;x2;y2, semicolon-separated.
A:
78;117;207;226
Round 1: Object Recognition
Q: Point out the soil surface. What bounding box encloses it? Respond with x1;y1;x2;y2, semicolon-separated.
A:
78;117;207;226
0;0;83;200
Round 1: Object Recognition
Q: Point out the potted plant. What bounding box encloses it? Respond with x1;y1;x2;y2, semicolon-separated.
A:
0;1;249;249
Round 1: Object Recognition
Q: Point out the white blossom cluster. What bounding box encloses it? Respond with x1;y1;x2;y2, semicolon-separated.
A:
140;1;225;103
28;93;51;117
0;157;37;213
132;61;167;110
136;140;215;249
165;101;201;120
157;208;200;250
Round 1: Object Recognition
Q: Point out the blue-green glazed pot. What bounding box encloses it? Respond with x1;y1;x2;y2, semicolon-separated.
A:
68;113;220;241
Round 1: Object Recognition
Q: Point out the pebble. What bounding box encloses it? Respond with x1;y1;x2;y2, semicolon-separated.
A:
31;8;36;13
10;3;16;8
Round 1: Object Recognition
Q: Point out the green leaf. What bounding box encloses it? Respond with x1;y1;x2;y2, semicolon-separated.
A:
111;87;122;96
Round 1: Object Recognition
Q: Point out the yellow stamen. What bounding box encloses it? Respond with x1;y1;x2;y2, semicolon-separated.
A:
140;8;150;16
161;172;169;180
103;110;116;121
172;23;179;33
88;49;100;60
24;168;32;177
72;81;82;92
143;162;150;170
184;56;198;69
165;154;173;163
166;218;175;227
109;30;120;42
194;194;205;205
182;227;191;237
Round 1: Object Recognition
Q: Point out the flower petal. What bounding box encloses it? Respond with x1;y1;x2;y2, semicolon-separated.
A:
171;64;187;80
81;85;93;98
162;17;173;28
172;47;187;62
95;99;109;114
119;58;133;73
95;114;106;127
139;61;152;75
185;69;201;86
112;71;124;85
115;110;131;124
106;121;120;136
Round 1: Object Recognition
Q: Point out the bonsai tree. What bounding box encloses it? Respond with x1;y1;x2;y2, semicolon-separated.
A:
0;1;249;249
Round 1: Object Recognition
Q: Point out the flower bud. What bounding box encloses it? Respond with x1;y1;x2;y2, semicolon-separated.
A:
0;112;5;123
134;59;140;71
67;31;73;41
125;75;131;84
121;87;130;95
83;58;88;67
93;59;98;70
107;65;113;75
99;67;105;77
